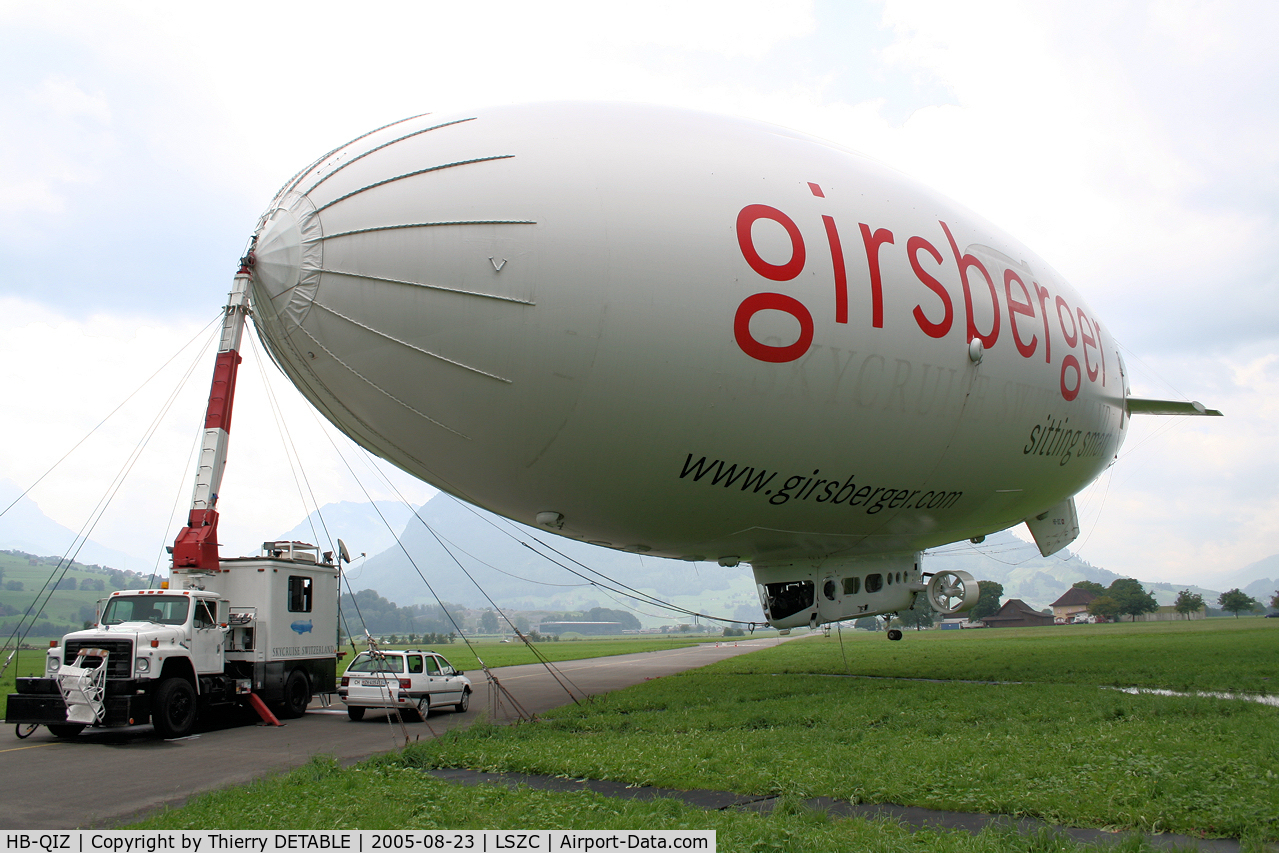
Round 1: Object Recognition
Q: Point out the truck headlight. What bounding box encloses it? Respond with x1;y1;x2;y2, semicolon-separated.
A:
135;657;150;674
46;656;60;674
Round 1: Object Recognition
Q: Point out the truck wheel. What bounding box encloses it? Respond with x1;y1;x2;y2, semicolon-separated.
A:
279;669;311;719
454;689;470;713
46;724;85;738
152;678;197;739
346;705;365;721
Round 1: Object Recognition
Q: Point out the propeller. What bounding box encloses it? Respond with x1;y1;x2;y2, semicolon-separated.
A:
926;570;979;614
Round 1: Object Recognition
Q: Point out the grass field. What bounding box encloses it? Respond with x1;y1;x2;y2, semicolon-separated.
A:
341;635;711;673
0;550;154;643
714;617;1279;694
132;754;1175;852
129;618;1278;849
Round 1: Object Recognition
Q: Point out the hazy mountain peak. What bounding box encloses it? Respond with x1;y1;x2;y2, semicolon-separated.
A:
267;495;1262;622
267;499;418;561
0;479;152;572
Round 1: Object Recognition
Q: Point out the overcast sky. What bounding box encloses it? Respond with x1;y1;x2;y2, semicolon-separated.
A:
1;0;1275;588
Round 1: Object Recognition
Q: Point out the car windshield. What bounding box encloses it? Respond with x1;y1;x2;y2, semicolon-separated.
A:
346;653;404;674
101;596;190;626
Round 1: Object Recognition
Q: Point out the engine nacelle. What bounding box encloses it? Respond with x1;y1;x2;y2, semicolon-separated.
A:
925;569;980;615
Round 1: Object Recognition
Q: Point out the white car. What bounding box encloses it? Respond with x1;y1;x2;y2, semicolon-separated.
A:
338;649;472;721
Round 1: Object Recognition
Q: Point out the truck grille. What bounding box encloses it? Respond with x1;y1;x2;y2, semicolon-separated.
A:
65;639;134;679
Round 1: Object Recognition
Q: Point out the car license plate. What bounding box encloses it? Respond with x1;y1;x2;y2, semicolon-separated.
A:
359;679;389;686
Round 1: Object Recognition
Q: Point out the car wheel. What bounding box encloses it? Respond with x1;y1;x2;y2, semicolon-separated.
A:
152;678;197;739
454;688;470;713
46;723;85;738
278;669;311;719
347;705;366;721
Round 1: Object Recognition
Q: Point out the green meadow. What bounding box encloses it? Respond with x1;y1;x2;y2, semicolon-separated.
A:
0;551;145;639
342;635;710;673
716;617;1278;694
131;618;1279;849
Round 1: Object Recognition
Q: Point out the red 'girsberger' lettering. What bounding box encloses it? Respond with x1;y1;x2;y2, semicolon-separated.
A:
940;221;999;349
811;179;852;325
907;235;950;338
736;205;805;281
732;183;1109;404
1004;270;1038;357
1055;296;1081;401
858;224;892;329
823;215;849;324
734;293;814;363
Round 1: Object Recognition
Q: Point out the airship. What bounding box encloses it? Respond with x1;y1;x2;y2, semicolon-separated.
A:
244;102;1218;631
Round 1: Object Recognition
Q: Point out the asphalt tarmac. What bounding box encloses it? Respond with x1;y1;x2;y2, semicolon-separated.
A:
0;637;783;829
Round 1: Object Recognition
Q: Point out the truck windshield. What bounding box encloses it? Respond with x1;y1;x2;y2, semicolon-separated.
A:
101;596;191;626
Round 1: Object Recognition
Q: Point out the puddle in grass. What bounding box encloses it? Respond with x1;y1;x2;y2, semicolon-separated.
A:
1107;686;1279;707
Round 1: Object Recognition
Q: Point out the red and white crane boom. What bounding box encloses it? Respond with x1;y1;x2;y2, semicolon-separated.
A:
171;260;252;570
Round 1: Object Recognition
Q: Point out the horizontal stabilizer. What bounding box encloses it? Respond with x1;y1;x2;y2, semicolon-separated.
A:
1127;398;1222;417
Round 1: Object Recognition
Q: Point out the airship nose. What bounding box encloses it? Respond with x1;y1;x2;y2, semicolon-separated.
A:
250;192;322;330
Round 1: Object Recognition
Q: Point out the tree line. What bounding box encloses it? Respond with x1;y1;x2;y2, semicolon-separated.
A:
921;577;1277;626
339;589;459;637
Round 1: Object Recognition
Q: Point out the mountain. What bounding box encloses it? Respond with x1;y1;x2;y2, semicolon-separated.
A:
1241;577;1278;606
271;496;1246;625
336;497;1189;621
923;531;1223;610
345;494;760;626
0;479;151;572
270;500;418;562
1213;553;1279;604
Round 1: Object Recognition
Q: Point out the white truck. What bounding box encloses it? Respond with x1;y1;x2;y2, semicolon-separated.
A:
7;540;339;738
7;259;343;739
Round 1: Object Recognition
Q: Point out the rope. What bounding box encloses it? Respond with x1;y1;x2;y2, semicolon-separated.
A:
0;315;220;523
441;496;757;626
357;636;414;749
417;520;586;705
313;156;517;213
302;411;536;720
245;330;378;658
0;316;219;676
277;112;436;201
836;621;849;673
301;117;474;197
